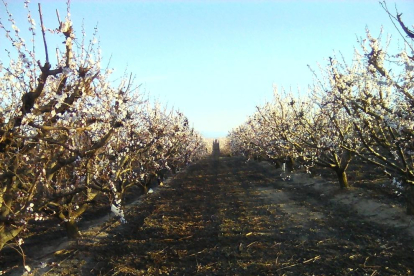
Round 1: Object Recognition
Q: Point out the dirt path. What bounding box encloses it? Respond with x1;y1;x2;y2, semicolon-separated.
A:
5;156;414;275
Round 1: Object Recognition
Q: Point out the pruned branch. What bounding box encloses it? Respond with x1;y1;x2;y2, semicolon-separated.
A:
397;13;414;39
38;3;49;63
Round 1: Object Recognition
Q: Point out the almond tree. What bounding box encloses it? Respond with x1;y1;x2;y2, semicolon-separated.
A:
228;124;259;159
300;92;355;188
255;90;307;170
0;0;136;244
228;88;301;168
232;87;357;188
325;23;414;213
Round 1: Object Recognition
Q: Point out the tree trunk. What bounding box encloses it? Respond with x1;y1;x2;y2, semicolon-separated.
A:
273;159;282;169
64;219;81;239
58;205;89;240
287;156;295;172
140;184;149;194
406;184;414;215
335;168;349;189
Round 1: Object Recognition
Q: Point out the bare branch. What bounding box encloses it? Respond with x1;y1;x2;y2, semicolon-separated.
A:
396;13;414;39
38;3;49;64
56;9;62;28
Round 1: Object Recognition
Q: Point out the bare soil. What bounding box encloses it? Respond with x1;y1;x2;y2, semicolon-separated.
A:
2;156;414;275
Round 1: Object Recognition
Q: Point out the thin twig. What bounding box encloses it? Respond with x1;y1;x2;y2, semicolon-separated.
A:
6;242;27;272
56;9;61;27
379;1;414;52
38;3;49;64
302;255;321;264
246;241;259;248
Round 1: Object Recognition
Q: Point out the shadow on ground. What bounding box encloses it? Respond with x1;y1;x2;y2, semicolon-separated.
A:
4;156;414;275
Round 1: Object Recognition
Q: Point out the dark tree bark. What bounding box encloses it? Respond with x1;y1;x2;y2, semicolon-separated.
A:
64;219;81;239
335;167;349;189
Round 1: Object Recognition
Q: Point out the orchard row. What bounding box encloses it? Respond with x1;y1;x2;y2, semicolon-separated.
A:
0;1;207;252
228;6;414;214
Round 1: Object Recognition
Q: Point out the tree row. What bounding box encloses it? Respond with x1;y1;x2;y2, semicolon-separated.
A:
0;1;206;252
228;7;414;215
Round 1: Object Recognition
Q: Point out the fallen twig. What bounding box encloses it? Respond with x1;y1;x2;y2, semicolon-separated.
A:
303;255;321;264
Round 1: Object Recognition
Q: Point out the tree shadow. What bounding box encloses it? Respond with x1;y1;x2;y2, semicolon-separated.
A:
212;139;220;158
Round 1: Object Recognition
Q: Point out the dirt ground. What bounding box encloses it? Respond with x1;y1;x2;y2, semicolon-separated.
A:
2;156;414;275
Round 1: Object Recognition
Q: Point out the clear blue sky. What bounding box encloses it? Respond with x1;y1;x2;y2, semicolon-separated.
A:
2;0;414;138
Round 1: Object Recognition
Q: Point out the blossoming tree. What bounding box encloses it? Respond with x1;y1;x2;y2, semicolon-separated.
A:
0;0;206;251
